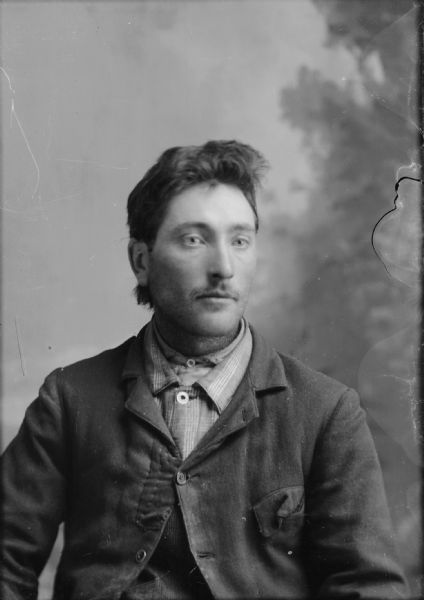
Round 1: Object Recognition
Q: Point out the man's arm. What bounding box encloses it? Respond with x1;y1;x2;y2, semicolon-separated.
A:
304;388;410;599
1;371;67;600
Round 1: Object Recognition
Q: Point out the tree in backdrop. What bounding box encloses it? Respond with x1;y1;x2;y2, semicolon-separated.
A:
280;0;421;593
281;0;417;383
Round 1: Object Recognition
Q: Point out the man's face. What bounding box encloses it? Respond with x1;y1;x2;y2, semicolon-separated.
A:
135;183;257;341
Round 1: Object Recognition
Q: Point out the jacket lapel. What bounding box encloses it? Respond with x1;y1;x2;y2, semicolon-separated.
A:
181;327;288;469
122;330;175;446
125;377;175;445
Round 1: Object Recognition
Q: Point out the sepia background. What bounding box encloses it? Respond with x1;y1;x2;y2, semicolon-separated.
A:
1;1;422;597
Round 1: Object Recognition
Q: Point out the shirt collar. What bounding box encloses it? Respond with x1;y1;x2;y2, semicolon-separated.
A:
195;325;252;412
143;322;180;395
144;317;252;412
121;322;288;395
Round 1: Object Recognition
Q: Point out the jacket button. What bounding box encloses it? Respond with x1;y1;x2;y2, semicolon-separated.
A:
176;471;187;485
135;549;147;563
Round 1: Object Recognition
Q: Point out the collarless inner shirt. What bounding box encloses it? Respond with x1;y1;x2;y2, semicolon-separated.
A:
142;317;253;458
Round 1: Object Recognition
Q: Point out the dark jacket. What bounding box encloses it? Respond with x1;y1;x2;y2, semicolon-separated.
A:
1;327;408;599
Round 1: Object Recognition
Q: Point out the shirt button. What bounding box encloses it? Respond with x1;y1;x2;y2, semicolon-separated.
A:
176;471;188;485
135;549;147;563
186;358;196;367
176;391;189;405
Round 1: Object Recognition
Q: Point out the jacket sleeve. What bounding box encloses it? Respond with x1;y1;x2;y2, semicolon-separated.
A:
304;387;410;599
1;370;68;600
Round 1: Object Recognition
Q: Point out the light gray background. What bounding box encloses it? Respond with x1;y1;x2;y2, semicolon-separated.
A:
2;1;358;440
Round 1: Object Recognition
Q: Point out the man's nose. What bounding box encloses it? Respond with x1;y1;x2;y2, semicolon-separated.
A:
208;242;234;280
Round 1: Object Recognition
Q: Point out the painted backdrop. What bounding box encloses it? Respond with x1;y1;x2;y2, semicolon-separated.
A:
1;1;421;597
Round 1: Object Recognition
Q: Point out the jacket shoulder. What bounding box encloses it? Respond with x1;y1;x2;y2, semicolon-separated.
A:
278;352;349;397
275;352;356;424
249;325;352;411
46;336;136;394
272;353;363;448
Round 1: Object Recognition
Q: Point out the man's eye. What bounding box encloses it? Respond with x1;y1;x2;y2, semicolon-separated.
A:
232;237;250;248
182;234;204;246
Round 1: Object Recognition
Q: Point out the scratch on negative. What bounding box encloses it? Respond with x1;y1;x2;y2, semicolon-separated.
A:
0;66;41;200
14;316;26;376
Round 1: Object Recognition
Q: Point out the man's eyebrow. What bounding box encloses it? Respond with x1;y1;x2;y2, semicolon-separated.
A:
172;222;256;233
229;223;257;233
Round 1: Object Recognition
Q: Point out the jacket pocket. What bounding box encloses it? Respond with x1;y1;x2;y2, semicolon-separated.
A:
253;485;304;546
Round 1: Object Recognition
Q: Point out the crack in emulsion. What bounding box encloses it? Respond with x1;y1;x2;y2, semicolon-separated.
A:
1;66;41;201
371;168;423;283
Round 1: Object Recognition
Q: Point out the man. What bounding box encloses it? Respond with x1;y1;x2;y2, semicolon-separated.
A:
1;140;408;599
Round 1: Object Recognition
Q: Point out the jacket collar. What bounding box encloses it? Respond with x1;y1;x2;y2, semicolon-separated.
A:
247;327;288;392
121;326;147;381
120;326;174;445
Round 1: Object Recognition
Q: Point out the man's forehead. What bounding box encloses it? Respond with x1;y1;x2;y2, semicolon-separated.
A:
167;183;255;214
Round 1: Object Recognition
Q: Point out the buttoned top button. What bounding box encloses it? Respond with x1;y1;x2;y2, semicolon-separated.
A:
176;391;189;405
186;358;196;368
176;471;187;485
135;549;147;563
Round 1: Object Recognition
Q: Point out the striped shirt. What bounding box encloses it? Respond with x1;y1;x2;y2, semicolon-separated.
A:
142;318;252;458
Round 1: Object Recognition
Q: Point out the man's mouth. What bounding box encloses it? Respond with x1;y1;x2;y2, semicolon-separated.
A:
197;291;238;301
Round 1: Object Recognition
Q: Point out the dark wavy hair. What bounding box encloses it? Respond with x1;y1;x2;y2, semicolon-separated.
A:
127;139;268;306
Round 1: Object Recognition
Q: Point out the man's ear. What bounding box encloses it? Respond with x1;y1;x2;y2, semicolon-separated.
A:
128;239;150;286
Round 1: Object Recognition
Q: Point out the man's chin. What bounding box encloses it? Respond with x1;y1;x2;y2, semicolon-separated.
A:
189;312;242;339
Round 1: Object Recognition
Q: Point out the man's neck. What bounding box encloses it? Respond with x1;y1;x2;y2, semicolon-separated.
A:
153;315;241;357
